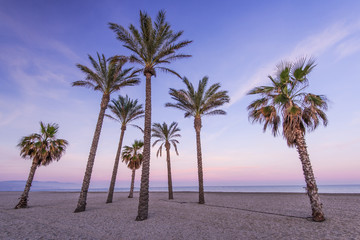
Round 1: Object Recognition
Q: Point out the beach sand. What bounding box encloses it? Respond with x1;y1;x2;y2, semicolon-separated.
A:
0;192;359;239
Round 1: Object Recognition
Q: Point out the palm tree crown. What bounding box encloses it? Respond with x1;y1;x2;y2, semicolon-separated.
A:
152;122;181;157
18;122;68;166
247;58;328;146
106;95;144;126
72;53;140;94
109;10;192;77
166;76;230;118
122;140;144;170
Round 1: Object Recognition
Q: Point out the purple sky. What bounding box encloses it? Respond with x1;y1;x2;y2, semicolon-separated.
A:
0;0;359;188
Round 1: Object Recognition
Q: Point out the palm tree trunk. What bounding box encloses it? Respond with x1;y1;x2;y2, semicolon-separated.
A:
74;94;110;213
165;143;174;200
106;125;126;203
194;116;205;204
15;160;38;209
128;168;136;198
136;72;152;221
295;130;325;222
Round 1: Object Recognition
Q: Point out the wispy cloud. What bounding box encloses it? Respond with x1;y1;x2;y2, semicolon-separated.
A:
351;112;360;126
229;20;360;106
0;109;21;127
335;36;360;60
0;8;82;99
0;45;74;100
0;9;80;62
0;9;86;129
203;126;230;143
228;63;276;107
0;95;37;128
289;21;356;58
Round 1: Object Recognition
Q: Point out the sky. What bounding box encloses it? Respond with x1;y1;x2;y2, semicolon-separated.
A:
0;0;359;188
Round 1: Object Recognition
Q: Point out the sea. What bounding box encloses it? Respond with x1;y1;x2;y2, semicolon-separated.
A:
94;185;360;193
1;181;359;193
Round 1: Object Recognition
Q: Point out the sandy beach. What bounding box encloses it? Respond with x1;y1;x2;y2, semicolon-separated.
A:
0;192;359;240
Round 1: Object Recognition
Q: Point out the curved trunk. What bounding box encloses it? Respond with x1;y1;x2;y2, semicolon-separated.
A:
15;160;38;209
295;129;325;222
106;125;126;203
136;72;152;221
75;94;110;213
194;116;205;204
128;168;136;198
165;142;174;200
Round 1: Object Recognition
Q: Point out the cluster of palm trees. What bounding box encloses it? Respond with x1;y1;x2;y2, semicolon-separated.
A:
70;8;230;220
14;10;328;223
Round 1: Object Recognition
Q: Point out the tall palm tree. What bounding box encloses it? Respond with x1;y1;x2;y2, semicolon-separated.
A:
72;53;139;213
122;140;144;198
247;58;328;222
109;10;192;221
166;77;230;204
152;122;181;200
105;95;144;203
15;122;68;209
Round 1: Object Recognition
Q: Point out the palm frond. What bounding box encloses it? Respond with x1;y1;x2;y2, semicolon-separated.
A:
156;67;182;78
109;10;192;77
204;109;227;116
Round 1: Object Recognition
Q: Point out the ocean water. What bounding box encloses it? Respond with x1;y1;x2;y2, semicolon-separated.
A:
35;185;360;193
148;185;360;194
1;181;359;193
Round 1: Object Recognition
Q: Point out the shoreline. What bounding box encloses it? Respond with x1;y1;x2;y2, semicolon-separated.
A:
2;182;359;193
2;190;360;195
1;192;359;239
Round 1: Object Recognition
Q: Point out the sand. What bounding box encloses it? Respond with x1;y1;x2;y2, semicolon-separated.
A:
0;191;359;240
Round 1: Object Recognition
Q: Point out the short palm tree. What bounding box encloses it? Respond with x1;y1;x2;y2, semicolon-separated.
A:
109;10;192;221
166;77;230;204
105;95;144;203
122;140;144;198
152;122;181;200
72;53;139;213
15;122;68;209
247;58;328;222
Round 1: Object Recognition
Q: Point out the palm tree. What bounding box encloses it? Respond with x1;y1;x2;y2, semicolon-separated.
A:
122;140;144;198
72;53;139;213
166;77;230;204
247;58;328;222
15;122;68;209
152;122;181;200
109;10;192;221
105;95;144;203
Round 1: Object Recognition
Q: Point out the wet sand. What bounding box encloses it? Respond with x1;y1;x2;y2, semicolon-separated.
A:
0;192;359;239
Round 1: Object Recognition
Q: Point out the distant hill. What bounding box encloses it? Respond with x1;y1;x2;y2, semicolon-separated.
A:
0;181;81;191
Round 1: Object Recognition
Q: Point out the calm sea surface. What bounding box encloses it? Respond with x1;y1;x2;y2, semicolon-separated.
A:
1;181;359;193
57;185;360;193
